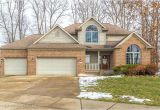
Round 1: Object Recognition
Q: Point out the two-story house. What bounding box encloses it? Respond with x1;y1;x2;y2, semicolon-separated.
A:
0;18;153;76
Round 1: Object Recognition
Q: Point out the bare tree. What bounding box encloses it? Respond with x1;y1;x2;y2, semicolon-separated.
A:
134;0;160;64
102;0;138;30
16;0;28;39
30;0;44;34
46;0;68;29
0;0;28;43
71;0;106;23
30;0;68;34
71;0;137;30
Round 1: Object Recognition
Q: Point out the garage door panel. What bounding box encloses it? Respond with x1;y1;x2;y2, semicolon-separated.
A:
37;58;76;76
5;58;27;75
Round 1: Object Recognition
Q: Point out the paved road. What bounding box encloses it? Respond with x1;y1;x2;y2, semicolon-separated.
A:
0;76;159;110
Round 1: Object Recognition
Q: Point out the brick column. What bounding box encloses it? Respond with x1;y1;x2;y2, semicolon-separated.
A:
0;59;4;76
27;56;36;75
77;51;85;75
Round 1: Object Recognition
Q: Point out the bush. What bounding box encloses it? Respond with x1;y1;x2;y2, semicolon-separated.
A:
145;64;158;75
113;64;137;75
113;64;158;76
128;65;146;76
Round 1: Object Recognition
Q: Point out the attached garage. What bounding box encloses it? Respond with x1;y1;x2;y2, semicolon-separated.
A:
4;58;27;75
36;58;77;76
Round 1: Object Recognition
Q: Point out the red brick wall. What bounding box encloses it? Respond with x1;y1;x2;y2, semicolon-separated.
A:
113;34;151;66
1;49;27;57
0;49;86;76
0;49;27;76
27;49;85;75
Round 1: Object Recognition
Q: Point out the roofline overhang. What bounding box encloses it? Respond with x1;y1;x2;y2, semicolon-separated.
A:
27;48;86;50
86;48;114;51
115;32;153;48
78;17;106;29
106;34;130;36
0;48;27;50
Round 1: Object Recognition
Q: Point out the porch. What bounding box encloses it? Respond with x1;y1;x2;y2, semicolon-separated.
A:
85;51;113;72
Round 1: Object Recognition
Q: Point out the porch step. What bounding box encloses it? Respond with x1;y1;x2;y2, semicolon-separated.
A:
100;70;113;76
78;73;98;77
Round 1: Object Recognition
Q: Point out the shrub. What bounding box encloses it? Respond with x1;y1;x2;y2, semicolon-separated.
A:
113;64;137;75
113;66;121;74
128;65;146;76
113;64;158;76
145;64;158;75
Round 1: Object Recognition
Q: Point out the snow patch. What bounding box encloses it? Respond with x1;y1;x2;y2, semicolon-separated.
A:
77;75;122;99
121;95;151;103
77;92;113;99
79;75;122;88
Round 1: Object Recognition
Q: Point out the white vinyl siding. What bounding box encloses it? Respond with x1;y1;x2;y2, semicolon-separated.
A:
107;36;125;41
4;58;27;75
38;27;76;43
78;19;106;45
37;58;76;76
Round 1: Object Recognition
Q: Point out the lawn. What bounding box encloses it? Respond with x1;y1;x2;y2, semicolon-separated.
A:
86;76;160;106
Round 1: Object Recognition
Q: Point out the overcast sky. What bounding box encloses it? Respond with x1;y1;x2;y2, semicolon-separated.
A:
0;0;74;44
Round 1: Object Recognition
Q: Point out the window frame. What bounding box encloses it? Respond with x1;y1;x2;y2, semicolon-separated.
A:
126;45;141;64
85;25;98;43
85;55;91;64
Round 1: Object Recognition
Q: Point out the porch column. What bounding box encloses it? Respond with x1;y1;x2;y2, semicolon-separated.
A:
98;51;100;70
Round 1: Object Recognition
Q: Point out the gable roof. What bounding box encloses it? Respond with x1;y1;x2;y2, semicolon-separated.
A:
0;19;133;50
34;25;79;44
115;32;153;48
64;23;131;35
0;34;85;50
0;34;43;49
28;43;86;49
78;17;106;29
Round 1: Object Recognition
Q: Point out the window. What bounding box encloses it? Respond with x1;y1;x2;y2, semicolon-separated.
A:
85;55;90;63
86;25;98;43
126;44;140;64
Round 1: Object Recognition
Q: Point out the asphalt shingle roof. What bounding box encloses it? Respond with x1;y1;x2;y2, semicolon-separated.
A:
1;23;131;50
64;23;131;35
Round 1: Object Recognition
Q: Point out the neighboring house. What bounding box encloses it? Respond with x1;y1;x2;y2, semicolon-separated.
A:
0;18;153;76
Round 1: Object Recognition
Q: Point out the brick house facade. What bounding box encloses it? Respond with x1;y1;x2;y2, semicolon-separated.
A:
0;18;153;76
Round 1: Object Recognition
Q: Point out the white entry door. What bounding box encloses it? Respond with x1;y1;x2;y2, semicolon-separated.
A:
4;58;27;75
37;58;76;76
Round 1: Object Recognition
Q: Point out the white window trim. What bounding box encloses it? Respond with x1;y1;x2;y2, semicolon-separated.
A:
85;31;99;43
126;52;141;64
86;55;91;63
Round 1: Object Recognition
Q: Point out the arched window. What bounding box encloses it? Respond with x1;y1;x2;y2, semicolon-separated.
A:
126;44;140;64
86;25;98;43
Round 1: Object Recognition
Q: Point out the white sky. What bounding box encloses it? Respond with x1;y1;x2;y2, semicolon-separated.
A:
0;0;74;44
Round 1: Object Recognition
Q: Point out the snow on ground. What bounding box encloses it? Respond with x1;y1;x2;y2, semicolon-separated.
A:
121;95;151;103
77;75;122;99
79;75;122;89
77;92;113;99
77;75;151;103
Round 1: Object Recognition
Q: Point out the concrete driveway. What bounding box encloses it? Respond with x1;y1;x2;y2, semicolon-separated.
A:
0;76;160;110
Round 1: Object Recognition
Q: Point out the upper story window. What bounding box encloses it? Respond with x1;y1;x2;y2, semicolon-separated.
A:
126;44;141;64
85;25;98;43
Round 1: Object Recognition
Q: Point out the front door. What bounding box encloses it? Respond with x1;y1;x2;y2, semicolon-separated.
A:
102;55;110;70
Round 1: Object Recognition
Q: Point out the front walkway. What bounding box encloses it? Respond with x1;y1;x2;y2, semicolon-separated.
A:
0;98;160;110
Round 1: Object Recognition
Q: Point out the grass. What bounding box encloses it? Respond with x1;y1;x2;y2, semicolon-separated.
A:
87;76;160;106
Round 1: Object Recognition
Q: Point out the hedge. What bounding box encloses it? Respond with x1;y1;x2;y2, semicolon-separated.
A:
113;64;158;76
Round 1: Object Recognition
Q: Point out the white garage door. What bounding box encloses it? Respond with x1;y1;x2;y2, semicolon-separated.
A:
4;58;27;75
37;58;76;76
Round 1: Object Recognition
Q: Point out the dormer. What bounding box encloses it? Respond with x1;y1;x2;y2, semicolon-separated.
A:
64;17;131;46
77;18;107;45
